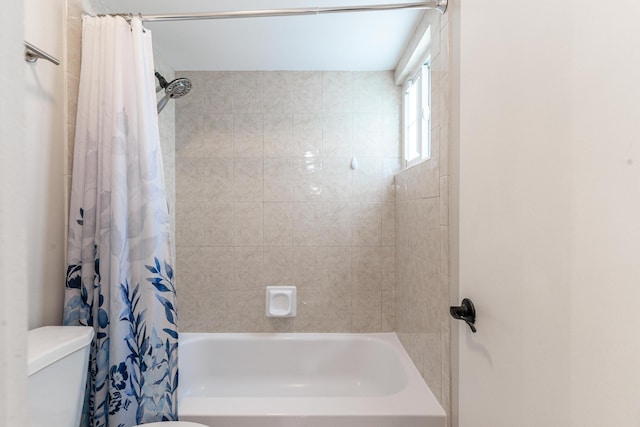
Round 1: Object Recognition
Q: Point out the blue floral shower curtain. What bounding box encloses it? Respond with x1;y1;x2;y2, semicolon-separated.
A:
63;16;178;427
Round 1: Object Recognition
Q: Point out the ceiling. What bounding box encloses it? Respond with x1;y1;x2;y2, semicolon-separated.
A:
98;0;426;71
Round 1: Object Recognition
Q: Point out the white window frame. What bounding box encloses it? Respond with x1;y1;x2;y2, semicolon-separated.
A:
402;60;431;168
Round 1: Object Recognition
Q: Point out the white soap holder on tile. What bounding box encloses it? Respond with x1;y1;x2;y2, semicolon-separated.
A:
266;286;296;318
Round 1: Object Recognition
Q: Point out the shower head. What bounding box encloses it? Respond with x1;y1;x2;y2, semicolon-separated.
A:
165;77;192;99
155;71;192;113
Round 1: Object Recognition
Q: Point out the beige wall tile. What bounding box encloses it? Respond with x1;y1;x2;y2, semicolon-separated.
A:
203;158;234;201
176;110;204;158
353;113;382;157
233;202;263;246
417;161;440;199
381;290;395;332
440;226;450;277
204;71;233;114
233;247;263;290
66;7;82;76
323;71;353;112
292;157;323;201
264;114;293;157
323;247;352;291
423;333;444;402
322;157;352;201
323;113;353;157
321;202;352;247
205;291;292;332
381;246;396;293
264;202;294;246
439;175;449;225
430;126;441;166
381;113;401;157
264;157;293;202
263;71;293;113
292;71;323;113
177;286;205;332
203;247;234;290
176;97;204;159
263;247;294;285
397;256;447;334
295;288;352;332
292;246;324;289
293;202;323;246
352;203;382;246
176;247;205;291
293;114;322;158
353;157;383;201
176;200;204;247
415;197;441;263
204;114;234;158
204;202;234;246
352;247;382;293
234;114;263;157
233;158;264;201
381;202;396;247
176;158;204;202
352;291;382;332
353;72;382;113
233;71;263;113
431;74;445;129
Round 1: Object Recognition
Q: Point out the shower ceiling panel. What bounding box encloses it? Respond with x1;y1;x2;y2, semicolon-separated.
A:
98;0;426;70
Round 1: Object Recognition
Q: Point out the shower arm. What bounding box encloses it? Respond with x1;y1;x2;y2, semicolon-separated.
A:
101;0;447;23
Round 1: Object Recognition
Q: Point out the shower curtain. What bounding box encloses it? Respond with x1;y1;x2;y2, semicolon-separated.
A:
63;16;178;427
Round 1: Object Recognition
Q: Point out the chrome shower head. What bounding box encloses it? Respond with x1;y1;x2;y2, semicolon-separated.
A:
155;71;192;113
165;77;191;99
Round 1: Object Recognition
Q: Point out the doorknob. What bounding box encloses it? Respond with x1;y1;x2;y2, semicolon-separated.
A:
450;298;477;333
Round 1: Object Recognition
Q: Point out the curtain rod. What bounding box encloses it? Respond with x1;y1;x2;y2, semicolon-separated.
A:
102;1;447;23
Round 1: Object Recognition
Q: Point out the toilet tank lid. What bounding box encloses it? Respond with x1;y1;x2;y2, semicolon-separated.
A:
28;326;94;376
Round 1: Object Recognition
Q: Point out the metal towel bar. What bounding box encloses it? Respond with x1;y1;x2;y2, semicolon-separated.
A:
24;41;60;66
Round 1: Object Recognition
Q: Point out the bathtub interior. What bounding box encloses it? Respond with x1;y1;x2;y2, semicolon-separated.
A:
179;334;409;398
176;333;446;427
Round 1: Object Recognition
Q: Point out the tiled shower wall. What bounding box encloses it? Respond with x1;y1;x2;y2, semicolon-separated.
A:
394;10;452;424
175;71;401;332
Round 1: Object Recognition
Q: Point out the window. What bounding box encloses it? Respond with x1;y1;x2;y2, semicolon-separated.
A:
403;61;431;167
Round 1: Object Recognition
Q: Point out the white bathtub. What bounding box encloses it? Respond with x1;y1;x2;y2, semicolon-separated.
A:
178;333;446;427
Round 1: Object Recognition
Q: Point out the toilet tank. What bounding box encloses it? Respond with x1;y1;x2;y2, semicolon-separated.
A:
28;326;94;427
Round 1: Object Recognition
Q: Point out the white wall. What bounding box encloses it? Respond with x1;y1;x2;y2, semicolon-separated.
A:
24;0;67;328
569;0;640;424
452;0;640;425
0;0;28;424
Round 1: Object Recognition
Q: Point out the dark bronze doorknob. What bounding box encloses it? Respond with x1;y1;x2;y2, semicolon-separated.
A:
450;298;477;333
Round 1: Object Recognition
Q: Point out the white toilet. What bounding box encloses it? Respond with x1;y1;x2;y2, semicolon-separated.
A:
28;326;94;427
27;326;208;427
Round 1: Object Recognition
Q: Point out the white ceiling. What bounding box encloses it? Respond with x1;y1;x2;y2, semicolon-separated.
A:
98;0;425;71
